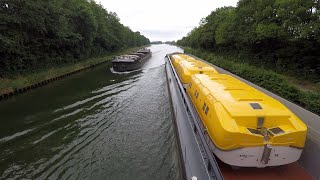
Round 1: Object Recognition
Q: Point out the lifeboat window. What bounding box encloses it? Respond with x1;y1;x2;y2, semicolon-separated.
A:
247;128;261;135
194;91;198;98
203;103;206;111
268;127;285;136
205;106;209;115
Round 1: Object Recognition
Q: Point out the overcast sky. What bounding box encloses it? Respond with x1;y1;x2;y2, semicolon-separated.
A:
99;0;238;42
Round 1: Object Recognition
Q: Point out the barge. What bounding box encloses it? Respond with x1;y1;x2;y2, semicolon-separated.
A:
165;53;318;179
112;48;151;72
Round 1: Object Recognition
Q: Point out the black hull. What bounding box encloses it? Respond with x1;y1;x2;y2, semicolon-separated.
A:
112;53;151;72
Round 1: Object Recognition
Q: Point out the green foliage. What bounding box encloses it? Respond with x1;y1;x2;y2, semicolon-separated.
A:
0;0;150;77
185;48;320;115
177;0;320;82
255;23;283;39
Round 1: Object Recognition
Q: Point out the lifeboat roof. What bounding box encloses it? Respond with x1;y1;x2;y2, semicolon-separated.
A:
192;73;291;117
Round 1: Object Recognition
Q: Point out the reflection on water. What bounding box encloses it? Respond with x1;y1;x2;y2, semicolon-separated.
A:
0;45;183;179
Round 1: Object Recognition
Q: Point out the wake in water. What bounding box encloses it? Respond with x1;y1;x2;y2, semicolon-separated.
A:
109;67;144;74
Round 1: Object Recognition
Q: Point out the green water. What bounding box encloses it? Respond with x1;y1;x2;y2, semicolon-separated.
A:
0;45;183;179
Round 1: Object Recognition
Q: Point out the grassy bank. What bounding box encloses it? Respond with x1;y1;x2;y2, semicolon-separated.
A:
184;48;320;115
0;47;141;95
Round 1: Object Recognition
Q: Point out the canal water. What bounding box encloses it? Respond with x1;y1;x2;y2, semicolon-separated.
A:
0;45;183;179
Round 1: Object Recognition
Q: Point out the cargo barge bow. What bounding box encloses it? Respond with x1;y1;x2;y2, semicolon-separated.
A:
112;48;152;72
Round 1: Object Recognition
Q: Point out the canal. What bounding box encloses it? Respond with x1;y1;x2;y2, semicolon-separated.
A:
0;45;183;179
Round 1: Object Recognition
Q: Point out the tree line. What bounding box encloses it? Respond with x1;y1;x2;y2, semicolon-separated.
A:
0;0;150;77
177;0;320;81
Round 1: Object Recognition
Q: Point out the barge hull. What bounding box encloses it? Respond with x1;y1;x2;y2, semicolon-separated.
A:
112;54;151;72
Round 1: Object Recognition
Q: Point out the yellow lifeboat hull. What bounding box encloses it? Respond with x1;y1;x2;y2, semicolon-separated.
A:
169;53;307;167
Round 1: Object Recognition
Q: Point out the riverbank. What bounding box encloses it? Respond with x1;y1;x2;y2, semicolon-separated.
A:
0;47;141;99
184;48;320;115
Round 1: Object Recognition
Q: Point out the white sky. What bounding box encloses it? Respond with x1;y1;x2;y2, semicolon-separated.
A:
99;0;238;42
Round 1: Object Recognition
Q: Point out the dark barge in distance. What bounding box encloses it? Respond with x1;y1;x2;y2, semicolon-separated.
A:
112;48;152;72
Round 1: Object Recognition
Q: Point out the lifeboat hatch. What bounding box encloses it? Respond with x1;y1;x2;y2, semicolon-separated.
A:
250;103;262;109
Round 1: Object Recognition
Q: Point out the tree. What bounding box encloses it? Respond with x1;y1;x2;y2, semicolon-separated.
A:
0;0;150;77
177;0;320;81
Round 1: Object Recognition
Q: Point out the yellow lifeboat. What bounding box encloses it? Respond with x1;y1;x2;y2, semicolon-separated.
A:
170;54;218;86
170;53;307;167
